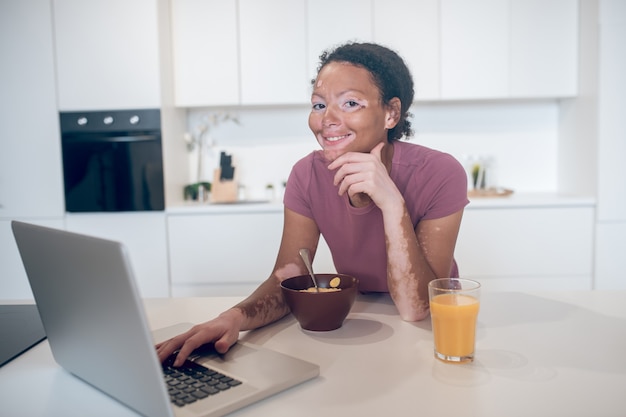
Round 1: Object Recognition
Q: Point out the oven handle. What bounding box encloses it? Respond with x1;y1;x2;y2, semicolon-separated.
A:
62;134;160;143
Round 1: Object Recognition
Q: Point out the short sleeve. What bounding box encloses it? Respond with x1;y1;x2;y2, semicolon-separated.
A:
283;153;315;219
420;153;469;221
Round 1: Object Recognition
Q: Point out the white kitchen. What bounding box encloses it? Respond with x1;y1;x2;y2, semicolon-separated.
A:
3;2;626;417
1;0;625;301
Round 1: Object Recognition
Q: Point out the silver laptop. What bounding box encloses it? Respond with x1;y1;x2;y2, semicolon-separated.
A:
11;221;319;417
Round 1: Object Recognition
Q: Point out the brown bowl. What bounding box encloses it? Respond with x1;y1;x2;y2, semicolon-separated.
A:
280;273;359;331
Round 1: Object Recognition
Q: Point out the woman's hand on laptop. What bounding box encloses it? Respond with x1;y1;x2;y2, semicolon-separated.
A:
155;308;244;367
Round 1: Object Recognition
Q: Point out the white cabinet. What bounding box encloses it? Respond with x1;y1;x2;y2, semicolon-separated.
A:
593;0;626;289
169;0;578;106
596;3;626;223
165;199;595;296
441;0;510;99
239;0;308;105
171;0;239;107
168;212;283;296
53;0;163;110
65;212;169;297
1;0;65;300
167;210;335;296
0;0;65;219
374;0;440;101
455;204;595;290
1;219;65;300
510;0;578;98
306;0;373;82
440;0;578;100
594;223;626;290
172;0;308;106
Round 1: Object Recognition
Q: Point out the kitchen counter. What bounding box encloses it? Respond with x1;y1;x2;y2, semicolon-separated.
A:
2;290;624;416
166;192;595;214
167;201;283;214
466;192;595;209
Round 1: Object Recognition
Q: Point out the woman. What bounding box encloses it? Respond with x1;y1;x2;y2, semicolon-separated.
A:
158;42;468;366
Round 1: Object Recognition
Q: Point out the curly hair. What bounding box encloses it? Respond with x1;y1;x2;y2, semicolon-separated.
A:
314;42;414;142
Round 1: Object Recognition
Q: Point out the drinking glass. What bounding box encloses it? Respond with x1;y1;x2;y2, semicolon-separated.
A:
428;278;481;363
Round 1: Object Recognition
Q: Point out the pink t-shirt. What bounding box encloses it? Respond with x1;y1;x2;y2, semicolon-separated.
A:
284;141;469;292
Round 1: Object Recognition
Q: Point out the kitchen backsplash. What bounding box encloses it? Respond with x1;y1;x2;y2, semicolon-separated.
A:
186;100;559;200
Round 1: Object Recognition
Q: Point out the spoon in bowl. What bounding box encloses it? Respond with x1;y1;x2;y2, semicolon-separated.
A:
299;248;319;293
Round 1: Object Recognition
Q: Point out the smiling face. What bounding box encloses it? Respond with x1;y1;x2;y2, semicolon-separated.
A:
309;62;399;162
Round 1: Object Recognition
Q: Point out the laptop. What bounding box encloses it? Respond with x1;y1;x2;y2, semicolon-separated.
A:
11;220;319;417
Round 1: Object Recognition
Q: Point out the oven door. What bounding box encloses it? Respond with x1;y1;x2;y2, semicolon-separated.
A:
62;134;165;212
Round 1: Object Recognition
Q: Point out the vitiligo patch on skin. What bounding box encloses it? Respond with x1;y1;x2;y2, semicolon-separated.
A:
275;262;301;280
385;209;432;321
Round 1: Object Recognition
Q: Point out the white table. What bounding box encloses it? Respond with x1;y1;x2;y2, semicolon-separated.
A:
2;291;626;417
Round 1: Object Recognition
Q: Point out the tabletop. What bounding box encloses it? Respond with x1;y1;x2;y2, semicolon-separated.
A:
1;290;625;417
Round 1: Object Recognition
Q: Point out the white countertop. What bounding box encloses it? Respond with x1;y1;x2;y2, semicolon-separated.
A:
166;192;595;215
466;192;595;209
1;290;624;417
167;201;284;214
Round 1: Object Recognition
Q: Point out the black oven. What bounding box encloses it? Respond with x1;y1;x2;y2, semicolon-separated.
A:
60;109;165;212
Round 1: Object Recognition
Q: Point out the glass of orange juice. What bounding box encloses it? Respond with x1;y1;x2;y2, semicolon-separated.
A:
428;278;481;363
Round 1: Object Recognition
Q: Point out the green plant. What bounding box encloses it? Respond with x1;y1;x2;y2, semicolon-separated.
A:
184;182;212;201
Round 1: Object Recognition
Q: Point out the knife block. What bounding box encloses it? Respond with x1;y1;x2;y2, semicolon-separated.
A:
210;168;238;203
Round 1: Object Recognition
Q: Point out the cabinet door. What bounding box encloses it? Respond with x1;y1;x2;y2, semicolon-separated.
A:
168;212;336;296
239;0;308;105
0;0;65;219
306;0;373;83
171;0;239;106
168;212;283;286
455;206;594;290
510;0;578;97
594;222;626;290
65;213;169;297
53;0;162;110
440;0;509;99
1;219;65;300
374;0;440;101
597;7;626;222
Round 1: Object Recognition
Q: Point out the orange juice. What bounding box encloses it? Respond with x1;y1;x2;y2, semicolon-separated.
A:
430;293;480;361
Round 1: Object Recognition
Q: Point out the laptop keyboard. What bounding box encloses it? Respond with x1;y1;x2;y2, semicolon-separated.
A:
162;355;243;407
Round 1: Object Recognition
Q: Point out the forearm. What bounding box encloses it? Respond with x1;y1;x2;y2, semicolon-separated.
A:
231;277;291;331
382;201;434;322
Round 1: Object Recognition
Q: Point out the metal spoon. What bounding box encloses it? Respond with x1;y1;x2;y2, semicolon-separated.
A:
299;248;319;292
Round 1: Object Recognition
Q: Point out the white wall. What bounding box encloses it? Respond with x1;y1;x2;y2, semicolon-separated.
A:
411;101;559;192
